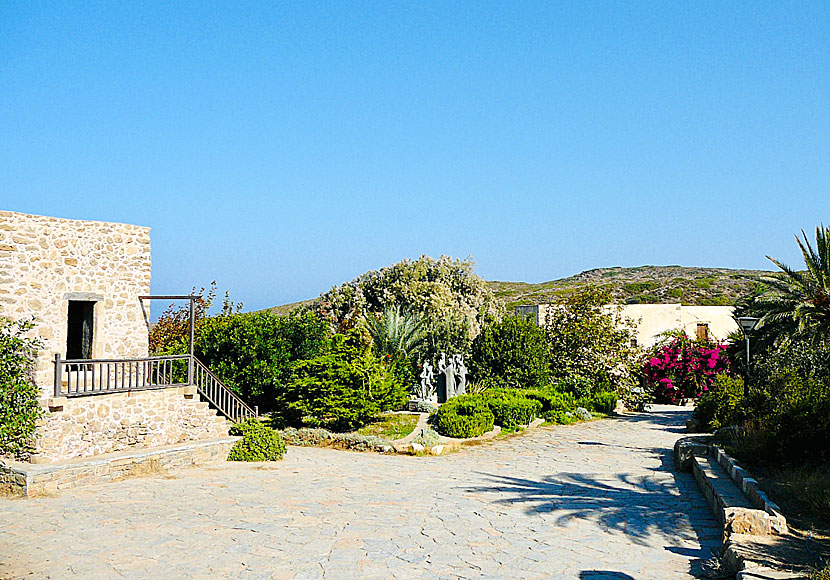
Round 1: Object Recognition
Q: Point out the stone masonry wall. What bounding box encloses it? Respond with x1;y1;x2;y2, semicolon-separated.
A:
0;210;151;399
34;387;229;462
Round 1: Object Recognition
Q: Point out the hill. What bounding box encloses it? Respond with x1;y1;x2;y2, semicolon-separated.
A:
262;266;773;314
490;265;771;308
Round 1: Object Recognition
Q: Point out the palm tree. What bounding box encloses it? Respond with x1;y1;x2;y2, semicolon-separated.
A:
753;224;830;345
363;305;427;360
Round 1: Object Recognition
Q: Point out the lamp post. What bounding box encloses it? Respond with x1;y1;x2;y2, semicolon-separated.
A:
736;316;760;396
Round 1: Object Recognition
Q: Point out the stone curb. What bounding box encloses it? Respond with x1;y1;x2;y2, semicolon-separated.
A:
674;437;798;579
1;436;239;498
675;437;788;534
392;416;546;456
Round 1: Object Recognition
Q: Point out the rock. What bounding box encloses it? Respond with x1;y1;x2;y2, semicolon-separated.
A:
410;443;425;454
575;407;592;421
430;445;445;456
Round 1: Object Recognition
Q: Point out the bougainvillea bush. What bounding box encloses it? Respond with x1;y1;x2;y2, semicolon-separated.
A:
643;332;732;403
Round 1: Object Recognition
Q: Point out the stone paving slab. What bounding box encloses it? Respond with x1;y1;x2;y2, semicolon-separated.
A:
0;405;719;579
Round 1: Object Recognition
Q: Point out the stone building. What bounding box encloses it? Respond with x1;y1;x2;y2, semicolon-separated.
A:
516;302;738;347
0;210;239;470
0;210;152;397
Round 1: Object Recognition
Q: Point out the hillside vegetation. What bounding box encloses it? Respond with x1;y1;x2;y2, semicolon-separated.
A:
264;266;772;314
489;265;770;308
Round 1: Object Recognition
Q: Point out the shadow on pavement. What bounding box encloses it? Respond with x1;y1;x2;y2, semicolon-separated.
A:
466;405;722;577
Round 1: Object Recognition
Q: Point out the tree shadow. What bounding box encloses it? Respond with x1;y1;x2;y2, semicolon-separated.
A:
579;572;636;579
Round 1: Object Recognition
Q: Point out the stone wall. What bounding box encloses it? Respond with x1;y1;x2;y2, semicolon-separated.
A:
0;210;152;399
33;387;229;462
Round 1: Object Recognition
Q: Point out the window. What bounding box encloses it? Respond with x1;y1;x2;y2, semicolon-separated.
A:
66;301;95;359
696;323;709;342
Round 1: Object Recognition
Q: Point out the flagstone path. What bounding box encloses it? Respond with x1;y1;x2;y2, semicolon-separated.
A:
0;405;720;579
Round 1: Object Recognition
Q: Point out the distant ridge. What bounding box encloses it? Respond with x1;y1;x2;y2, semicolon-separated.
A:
261;265;773;315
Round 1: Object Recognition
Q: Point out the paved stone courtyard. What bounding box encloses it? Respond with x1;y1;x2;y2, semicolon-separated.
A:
1;406;720;579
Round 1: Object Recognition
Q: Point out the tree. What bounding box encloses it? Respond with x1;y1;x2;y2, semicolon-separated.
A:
762;224;830;340
315;255;503;365
470;314;550;389
281;328;407;431
543;288;639;394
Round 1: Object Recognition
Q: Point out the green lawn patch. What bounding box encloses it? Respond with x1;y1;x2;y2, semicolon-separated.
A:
355;413;419;440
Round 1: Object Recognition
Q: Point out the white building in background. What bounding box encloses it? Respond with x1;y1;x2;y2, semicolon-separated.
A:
515;303;738;348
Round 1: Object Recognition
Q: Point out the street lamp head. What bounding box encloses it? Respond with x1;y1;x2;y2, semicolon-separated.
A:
736;316;761;334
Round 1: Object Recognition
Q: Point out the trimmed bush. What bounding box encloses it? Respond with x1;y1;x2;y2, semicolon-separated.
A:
434;395;495;438
480;389;542;430
228;419;286;461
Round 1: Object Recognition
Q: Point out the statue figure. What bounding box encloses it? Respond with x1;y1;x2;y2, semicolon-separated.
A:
454;355;468;396
419;361;435;401
438;352;456;401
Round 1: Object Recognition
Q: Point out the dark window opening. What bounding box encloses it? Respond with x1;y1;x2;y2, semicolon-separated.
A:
67;301;95;360
630;338;638;348
696;323;709;342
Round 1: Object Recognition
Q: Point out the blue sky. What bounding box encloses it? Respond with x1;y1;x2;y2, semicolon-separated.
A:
2;2;829;311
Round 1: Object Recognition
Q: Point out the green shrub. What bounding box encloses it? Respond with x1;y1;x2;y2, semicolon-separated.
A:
554;376;595;399
434;395;495;438
524;388;578;423
0;317;44;460
766;374;830;463
581;391;618;415
694;374;745;431
283;328;408;432
470;315;550;390
228;419;286;461
481;389;542;430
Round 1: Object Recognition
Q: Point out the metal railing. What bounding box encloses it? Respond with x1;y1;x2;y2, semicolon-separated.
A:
191;357;258;422
53;353;258;423
54;354;190;397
